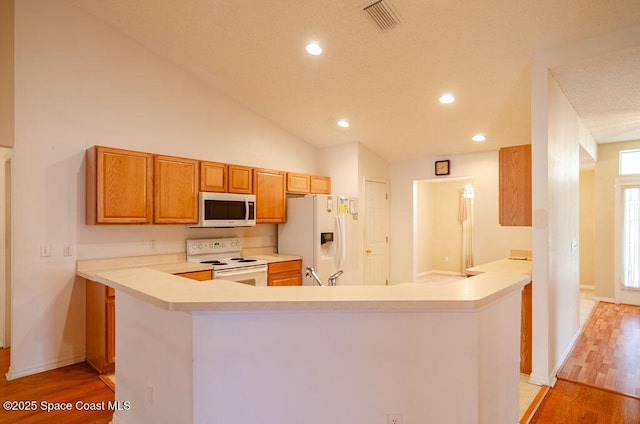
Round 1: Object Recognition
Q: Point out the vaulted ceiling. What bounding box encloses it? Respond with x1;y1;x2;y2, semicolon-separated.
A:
67;0;640;162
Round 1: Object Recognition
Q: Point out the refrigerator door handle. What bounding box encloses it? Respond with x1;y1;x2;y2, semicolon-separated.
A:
335;215;345;270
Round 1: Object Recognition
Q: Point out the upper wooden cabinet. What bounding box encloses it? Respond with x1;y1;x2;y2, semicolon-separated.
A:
154;155;199;224
228;164;253;194
286;173;311;194
286;173;331;194
200;161;227;192
499;144;532;226
86;146;153;224
254;168;286;223
310;175;331;194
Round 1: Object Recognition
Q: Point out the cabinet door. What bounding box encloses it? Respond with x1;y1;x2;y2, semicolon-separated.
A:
254;169;286;223
154;155;199;224
286;173;310;194
228;165;253;194
175;270;212;281
268;260;302;286
106;296;115;366
499;144;532;226
86;146;153;224
310;175;331;194
200;161;227;192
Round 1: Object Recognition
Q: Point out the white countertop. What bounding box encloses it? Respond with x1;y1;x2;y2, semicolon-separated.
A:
77;253;302;280
466;258;532;277
93;267;529;313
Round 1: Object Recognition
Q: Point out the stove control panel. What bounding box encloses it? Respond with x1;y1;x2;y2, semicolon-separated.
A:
186;238;242;255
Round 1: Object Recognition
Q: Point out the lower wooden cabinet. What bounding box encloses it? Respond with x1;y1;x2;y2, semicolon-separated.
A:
86;279;115;373
175;270;212;281
268;260;302;286
521;282;532;374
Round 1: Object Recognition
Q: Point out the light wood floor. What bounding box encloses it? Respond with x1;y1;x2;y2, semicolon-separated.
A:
556;301;640;398
0;348;114;424
531;302;640;423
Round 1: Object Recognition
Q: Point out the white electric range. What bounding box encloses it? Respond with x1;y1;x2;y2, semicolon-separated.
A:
186;237;268;286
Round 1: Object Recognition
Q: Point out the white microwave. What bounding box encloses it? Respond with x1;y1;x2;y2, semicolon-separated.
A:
194;192;256;227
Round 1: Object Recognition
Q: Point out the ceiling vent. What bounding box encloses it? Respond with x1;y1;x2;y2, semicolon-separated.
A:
363;0;403;31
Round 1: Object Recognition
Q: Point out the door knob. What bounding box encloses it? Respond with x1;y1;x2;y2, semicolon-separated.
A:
366;249;372;253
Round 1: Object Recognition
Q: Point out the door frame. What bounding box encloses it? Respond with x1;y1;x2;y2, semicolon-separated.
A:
614;175;640;305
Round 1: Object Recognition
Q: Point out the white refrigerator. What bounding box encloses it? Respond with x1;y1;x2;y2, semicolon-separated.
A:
278;194;360;286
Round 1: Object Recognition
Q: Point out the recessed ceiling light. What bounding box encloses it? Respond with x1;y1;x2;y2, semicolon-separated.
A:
439;93;455;104
306;41;323;56
336;119;350;128
472;134;487;142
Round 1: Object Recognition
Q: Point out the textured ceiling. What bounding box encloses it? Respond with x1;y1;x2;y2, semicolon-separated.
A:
66;0;640;162
552;47;640;144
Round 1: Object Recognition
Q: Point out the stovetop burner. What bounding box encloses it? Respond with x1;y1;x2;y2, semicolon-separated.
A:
186;238;268;271
200;260;228;265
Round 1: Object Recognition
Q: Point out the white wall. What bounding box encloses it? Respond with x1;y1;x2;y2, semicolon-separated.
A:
0;0;14;148
390;150;532;284
415;179;471;276
594;140;640;300
10;0;320;378
579;170;595;286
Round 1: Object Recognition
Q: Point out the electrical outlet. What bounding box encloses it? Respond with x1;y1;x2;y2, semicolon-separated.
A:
387;413;402;424
150;240;157;251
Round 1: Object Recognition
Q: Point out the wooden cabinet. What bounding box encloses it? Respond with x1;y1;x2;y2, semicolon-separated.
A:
86;279;115;373
154;155;199;224
254;168;286;223
287;173;332;195
310;175;331;194
228;165;253;194
286;173;311;194
521;282;532;374
86;146;154;224
499;144;532;226
268;260;302;286
175;270;212;281
200;161;227;192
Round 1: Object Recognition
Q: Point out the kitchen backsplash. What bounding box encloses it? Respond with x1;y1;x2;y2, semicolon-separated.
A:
77;224;277;260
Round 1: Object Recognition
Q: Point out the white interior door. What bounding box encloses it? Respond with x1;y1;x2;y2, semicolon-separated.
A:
615;176;640;306
364;179;389;285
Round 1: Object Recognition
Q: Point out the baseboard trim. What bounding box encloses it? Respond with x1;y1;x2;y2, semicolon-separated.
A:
579;284;595;290
520;384;550;424
5;353;86;380
594;296;615;303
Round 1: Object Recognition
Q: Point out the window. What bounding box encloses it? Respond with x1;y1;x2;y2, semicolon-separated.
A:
620;149;640;175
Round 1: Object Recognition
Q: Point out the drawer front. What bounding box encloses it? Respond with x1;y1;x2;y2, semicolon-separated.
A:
268;271;302;286
268;260;301;274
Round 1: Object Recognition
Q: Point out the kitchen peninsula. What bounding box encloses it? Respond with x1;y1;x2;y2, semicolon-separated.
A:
88;266;528;424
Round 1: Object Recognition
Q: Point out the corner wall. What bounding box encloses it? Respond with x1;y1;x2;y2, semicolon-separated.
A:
530;24;640;386
10;0;318;378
